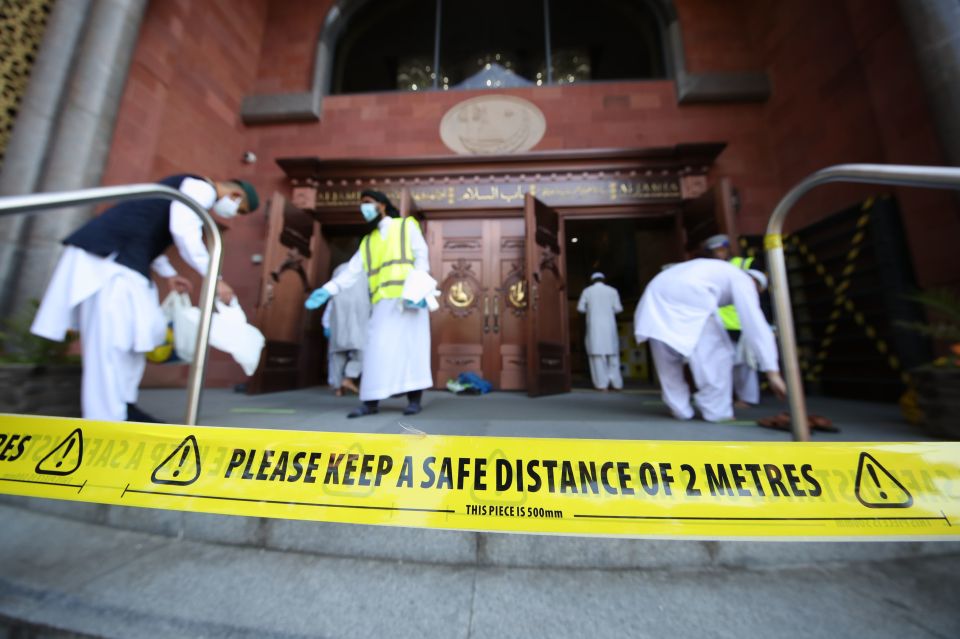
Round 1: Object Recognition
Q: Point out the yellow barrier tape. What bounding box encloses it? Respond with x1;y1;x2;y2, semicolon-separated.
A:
763;233;783;250
1;414;958;540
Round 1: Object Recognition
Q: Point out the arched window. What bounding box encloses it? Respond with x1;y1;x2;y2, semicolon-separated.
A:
331;0;667;94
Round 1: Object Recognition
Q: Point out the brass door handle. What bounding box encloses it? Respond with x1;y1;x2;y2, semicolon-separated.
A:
493;294;500;334
483;295;490;333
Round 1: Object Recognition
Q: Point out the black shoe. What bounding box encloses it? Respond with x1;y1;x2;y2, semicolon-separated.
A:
126;404;164;423
402;402;422;416
347;404;379;419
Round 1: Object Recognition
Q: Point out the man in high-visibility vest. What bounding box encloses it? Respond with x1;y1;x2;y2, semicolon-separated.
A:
703;234;760;406
305;190;433;418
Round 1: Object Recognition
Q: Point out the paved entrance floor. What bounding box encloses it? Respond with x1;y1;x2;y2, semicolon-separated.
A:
1;503;958;639
139;386;937;442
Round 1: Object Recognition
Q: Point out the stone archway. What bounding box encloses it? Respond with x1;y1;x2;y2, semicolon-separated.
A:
240;0;771;125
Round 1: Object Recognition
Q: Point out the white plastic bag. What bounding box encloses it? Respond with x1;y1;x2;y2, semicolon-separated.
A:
401;271;441;312
158;291;199;363
167;294;265;375
208;298;266;376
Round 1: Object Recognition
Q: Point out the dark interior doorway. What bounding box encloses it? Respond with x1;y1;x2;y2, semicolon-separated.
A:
564;215;679;388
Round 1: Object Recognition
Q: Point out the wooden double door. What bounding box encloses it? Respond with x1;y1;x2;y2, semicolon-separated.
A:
427;217;528;390
427;195;570;395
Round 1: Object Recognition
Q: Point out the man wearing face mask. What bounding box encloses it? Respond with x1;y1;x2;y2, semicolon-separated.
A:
31;174;259;422
305;189;432;418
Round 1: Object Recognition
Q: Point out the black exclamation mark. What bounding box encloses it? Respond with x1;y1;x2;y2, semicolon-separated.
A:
867;464;887;500
172;446;190;478
56;439;75;468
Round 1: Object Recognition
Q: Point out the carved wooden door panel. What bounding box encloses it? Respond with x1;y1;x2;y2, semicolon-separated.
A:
427;218;527;390
247;193;322;393
524;194;570;396
489;218;527;390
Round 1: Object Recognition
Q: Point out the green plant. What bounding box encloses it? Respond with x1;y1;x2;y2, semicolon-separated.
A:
0;300;79;365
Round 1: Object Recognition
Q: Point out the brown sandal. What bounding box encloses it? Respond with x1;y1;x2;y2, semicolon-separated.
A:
757;411;839;433
757;412;791;431
809;414;838;432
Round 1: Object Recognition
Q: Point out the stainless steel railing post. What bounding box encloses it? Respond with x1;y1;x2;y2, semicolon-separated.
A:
0;183;223;425
766;164;960;441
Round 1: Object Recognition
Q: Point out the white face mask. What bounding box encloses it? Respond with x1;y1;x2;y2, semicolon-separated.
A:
213;195;241;219
360;202;379;222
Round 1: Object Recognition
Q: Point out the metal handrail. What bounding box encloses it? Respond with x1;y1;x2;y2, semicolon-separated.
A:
0;183;223;425
765;163;960;441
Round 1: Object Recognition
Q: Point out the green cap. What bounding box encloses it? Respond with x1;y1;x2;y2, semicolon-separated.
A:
232;179;260;213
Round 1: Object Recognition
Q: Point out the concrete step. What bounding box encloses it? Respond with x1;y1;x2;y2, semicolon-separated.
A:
2;496;959;571
2;504;959;639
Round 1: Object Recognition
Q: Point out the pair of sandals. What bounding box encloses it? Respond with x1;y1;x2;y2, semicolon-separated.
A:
333;378;360;397
347;402;421;418
757;411;838;433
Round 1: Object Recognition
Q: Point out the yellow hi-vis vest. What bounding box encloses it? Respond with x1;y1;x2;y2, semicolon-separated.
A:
361;216;418;304
718;255;754;331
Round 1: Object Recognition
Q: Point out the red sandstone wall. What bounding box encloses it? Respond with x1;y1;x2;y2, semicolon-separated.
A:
250;82;781;229
743;0;960;287
675;0;757;73
101;0;958;388
252;0;332;94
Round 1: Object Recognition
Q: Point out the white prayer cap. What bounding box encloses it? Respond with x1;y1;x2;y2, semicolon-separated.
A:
746;269;768;291
659;263;678;271
590;272;605;281
703;234;731;250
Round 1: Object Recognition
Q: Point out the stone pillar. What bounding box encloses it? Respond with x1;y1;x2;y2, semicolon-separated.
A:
898;0;960;167
0;0;91;315
5;0;148;316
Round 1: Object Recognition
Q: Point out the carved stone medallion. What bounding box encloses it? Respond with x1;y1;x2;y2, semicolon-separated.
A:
440;95;546;155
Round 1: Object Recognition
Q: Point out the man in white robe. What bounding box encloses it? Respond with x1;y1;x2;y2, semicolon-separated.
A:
321;262;370;395
576;272;624;390
305;190;432;418
30;174;259;422
634;259;786;422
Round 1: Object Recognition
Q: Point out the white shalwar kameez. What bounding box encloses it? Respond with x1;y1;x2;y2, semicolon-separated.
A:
634;259;778;422
31;178;217;421
577;281;623;390
321;217;432;402
733;338;761;405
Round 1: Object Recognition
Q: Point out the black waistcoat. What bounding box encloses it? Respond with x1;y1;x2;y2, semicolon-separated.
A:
64;174;207;279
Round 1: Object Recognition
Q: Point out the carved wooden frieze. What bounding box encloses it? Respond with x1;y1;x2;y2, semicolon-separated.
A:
302;175;686;212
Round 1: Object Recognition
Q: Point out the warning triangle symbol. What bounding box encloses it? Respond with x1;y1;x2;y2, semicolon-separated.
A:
854;452;913;509
151;435;201;486
35;428;83;476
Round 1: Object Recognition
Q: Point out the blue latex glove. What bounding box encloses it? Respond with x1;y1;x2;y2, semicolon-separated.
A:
323;327;331;338
403;298;427;309
305;288;331;310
